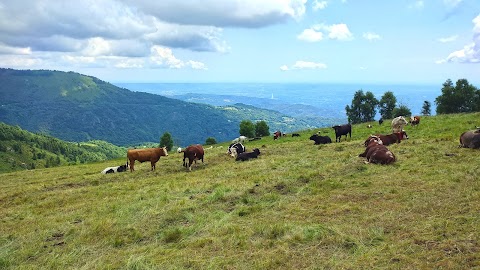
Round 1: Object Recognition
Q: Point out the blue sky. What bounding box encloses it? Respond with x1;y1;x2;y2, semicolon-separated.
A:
0;0;479;84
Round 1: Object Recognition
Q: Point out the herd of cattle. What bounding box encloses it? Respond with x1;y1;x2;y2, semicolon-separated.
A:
101;115;480;173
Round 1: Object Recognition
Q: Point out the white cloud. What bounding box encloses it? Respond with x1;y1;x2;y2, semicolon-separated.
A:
281;61;327;71
297;29;324;42
186;60;208;70
437;35;458;43
440;14;480;63
0;43;31;55
312;0;328;11
149;46;208;69
323;24;353;41
0;0;308;71
121;0;307;27
363;32;382;41
298;23;353;42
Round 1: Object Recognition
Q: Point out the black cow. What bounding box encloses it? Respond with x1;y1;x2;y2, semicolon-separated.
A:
309;134;332;145
292;133;300;137
236;148;261;161
332;124;352;142
379;118;384;125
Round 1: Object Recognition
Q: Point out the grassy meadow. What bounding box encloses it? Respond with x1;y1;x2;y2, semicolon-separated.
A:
1;113;479;269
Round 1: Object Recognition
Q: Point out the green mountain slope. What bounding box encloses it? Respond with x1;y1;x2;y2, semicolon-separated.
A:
1;112;479;269
0;122;126;173
0;68;322;146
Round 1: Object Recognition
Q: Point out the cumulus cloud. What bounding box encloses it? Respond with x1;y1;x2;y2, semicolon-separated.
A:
280;61;327;71
439;14;480;63
297;29;324;42
0;0;306;70
363;32;382;41
437;35;458;43
312;0;328;11
121;0;307;28
149;46;208;69
298;23;353;42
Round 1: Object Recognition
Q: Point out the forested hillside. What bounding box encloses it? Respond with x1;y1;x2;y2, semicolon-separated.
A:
0;68;320;146
0;122;125;173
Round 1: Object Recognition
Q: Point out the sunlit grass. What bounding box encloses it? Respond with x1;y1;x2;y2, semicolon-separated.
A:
1;112;479;269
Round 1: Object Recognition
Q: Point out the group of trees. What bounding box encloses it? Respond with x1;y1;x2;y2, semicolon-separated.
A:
435;79;480;114
345;90;415;124
345;78;478;124
239;120;270;138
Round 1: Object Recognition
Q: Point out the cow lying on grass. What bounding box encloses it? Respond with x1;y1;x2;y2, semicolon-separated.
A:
101;163;128;174
359;137;396;165
127;147;168;172
363;131;408;147
459;129;480;149
236;148;261;161
309;134;332;145
227;142;246;157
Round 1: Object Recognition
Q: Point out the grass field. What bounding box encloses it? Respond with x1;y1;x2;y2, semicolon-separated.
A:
1;113;479;269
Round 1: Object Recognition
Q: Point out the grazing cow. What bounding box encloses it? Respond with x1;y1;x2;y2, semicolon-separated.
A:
232;136;248;144
332;124;352;142
410;116;421;126
292;133;300;137
101;163;128;174
273;131;283;140
379;118;384;125
459;130;480;149
236;148;261;161
127;147;168;172
227;142;246;157
309;134;332;145
179;144;205;171
363;131;409;147
359;139;396;165
392;116;408;133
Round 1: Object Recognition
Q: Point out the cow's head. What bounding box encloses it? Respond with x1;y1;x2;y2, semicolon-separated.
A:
162;146;169;156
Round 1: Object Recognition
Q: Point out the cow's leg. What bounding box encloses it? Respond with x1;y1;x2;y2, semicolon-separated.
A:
129;160;135;172
151;161;156;171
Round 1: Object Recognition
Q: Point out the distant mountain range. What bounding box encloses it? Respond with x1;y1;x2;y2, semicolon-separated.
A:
0;68;330;146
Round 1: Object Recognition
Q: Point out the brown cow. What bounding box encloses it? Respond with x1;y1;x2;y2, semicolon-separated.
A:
359;138;396;165
363;131;408;147
127;147;168;172
410;116;420;126
459;130;480;149
180;144;205;171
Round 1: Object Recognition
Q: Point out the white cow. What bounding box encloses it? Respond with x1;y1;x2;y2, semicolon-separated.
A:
232;136;248;144
391;116;408;133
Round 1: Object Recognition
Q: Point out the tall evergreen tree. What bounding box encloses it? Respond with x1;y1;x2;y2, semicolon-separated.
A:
159;132;174;151
378;91;397;119
345;90;378;124
421;101;431;116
